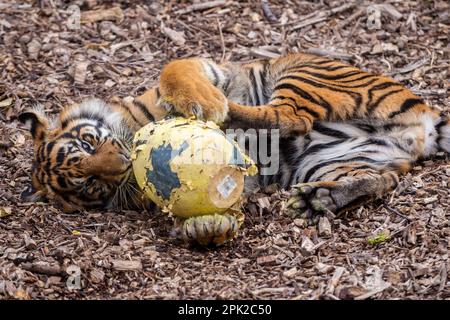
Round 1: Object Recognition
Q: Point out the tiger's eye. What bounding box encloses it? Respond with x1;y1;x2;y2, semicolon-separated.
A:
86;176;95;185
81;141;94;153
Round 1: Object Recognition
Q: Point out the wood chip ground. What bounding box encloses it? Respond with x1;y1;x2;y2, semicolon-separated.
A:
0;0;449;299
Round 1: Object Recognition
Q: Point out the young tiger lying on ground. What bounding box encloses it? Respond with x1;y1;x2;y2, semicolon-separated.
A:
20;53;450;228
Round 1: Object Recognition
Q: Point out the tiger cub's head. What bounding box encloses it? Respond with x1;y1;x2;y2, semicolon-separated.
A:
19;99;141;212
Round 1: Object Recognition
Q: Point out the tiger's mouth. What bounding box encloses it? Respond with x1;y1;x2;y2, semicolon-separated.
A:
109;158;144;210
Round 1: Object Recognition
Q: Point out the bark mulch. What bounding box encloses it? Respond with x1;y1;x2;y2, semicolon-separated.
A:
0;0;449;299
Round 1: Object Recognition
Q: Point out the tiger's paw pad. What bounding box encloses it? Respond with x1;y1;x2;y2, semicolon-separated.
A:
286;184;338;225
180;214;240;246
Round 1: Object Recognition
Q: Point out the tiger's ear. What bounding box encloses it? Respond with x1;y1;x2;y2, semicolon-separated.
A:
18;109;49;145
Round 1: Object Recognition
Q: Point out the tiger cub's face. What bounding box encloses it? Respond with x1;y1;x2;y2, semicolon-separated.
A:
19;99;139;212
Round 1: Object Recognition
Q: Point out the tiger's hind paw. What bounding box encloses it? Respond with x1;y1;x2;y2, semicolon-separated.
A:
285;183;339;225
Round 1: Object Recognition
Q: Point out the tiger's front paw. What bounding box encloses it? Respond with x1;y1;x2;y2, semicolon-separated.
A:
285;182;339;225
159;83;228;124
159;59;229;124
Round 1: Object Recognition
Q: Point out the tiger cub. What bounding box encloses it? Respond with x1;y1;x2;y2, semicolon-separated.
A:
20;53;450;224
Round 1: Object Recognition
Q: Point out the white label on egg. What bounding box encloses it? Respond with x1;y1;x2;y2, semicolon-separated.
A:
217;175;237;199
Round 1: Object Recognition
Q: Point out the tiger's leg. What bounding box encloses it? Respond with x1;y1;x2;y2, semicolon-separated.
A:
227;98;328;137
158;57;329;137
284;122;414;224
286;170;403;224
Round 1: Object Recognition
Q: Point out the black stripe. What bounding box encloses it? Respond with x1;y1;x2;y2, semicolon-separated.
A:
303;156;379;182
388;98;424;118
289;63;350;72
44;141;56;174
391;140;410;153
283;68;379;89
117;101;142;126
279;74;362;111
350;122;377;134
295;139;346;165
274;109;280;125
38;144;45;162
296;69;362;81
272;95;321;117
276;103;298;114
81;133;95;142
56;146;66;165
312;122;351;139
306;64;349;71
272;95;298;106
58;132;76;140
59;123;100;138
62;112;104;128
262;109;268;123
349;138;389;150
222;77;231;93
249;68;260;105
272;102;321;119
207;62;219;86
436;114;448;131
338;74;375;84
134;100;155;122
332;166;375;181
368;89;405;112
436;116;449;149
46;141;55;156
29;119;37;137
367;82;402;108
260;61;268;103
274;82;330;115
57;175;68;189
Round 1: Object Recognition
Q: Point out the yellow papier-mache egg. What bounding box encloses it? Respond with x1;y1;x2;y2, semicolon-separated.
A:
131;117;257;219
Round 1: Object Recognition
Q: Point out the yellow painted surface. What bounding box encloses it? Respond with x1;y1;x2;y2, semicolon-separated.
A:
132;117;257;218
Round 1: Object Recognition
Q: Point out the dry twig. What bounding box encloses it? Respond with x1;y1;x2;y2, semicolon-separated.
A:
175;0;227;15
292;3;356;31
